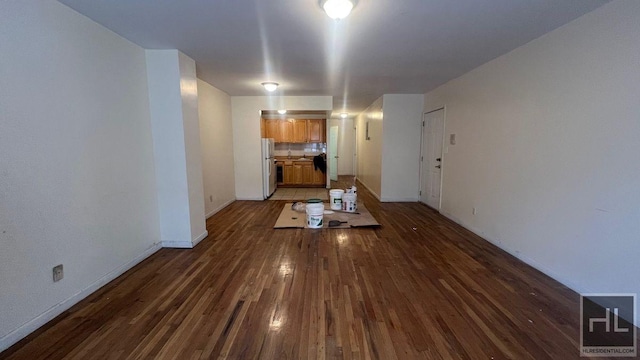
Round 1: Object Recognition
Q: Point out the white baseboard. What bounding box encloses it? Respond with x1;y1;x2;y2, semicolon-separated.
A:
161;229;209;249
440;210;584;292
0;242;162;353
205;198;235;219
235;197;264;201
161;240;193;248
355;178;380;200
379;197;419;202
192;230;208;247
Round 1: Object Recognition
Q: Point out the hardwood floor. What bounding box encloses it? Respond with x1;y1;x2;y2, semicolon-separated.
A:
1;177;632;359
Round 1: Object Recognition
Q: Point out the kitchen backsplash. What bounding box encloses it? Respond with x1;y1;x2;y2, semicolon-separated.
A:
274;142;326;157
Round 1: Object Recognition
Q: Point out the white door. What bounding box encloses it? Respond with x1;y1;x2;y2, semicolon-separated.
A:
328;125;339;182
420;109;444;209
329;119;355;175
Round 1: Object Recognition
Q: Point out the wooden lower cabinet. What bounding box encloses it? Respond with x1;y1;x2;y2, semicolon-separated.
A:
279;161;326;187
312;167;325;185
302;164;313;185
293;164;303;184
283;164;293;184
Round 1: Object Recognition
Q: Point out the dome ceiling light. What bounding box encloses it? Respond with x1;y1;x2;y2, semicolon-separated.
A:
321;0;355;20
261;82;279;92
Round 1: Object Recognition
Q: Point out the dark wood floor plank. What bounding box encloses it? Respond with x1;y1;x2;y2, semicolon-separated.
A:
2;176;636;360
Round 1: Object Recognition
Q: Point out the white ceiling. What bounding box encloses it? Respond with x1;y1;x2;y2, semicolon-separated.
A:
58;0;609;116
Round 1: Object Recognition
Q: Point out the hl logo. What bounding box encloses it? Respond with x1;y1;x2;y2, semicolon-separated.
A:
581;294;636;357
589;307;629;333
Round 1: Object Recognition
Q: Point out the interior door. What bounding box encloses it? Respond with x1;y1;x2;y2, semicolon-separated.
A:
420;109;444;209
328;125;339;182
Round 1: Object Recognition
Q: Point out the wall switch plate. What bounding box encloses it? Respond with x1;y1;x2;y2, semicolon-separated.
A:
209;195;213;202
450;134;456;145
53;264;63;282
472;207;477;215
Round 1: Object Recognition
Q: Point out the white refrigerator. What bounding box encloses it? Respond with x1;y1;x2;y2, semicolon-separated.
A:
261;138;276;199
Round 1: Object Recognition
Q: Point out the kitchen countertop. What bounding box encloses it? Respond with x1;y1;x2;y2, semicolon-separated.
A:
275;156;314;162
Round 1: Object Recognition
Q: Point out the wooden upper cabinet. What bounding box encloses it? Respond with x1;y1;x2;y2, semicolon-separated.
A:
307;119;325;143
264;119;280;140
263;118;326;143
292;120;307;143
279;120;293;142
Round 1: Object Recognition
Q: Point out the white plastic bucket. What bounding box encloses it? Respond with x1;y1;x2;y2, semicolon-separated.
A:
306;203;325;228
342;193;357;212
329;189;344;210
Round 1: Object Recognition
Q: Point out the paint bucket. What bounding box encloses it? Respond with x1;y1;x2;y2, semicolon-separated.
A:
342;193;357;212
329;189;345;210
306;203;325;228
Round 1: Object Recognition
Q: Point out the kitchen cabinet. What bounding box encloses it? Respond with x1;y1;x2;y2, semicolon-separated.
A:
279;121;293;142
312;166;325;185
307;119;325;143
302;163;313;185
292;120;307;143
277;159;326;187
293;164;303;184
264;119;280;139
262;119;325;143
283;163;293;184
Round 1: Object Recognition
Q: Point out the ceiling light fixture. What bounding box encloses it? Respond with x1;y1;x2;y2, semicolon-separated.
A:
261;82;279;92
322;0;354;20
278;109;287;115
340;113;348;119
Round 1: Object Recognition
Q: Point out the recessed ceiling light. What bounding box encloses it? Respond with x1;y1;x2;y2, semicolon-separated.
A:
261;82;279;92
340;113;348;119
278;109;287;115
322;0;354;20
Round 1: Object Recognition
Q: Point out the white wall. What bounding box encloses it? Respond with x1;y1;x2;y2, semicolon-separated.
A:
355;95;423;200
146;50;207;248
231;96;333;200
329;118;355;176
0;1;160;351
355;97;383;198
198;79;236;218
424;0;640;307
178;52;207;245
380;94;424;202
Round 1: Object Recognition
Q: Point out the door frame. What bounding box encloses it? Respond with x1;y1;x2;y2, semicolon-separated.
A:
419;107;446;211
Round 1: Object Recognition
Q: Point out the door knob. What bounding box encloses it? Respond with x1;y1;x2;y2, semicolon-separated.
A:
435;165;441;169
436;158;441;162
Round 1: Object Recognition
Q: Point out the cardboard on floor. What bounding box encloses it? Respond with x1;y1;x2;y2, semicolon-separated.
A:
274;203;380;229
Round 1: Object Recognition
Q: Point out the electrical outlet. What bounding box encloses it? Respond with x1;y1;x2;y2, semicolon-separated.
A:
472;207;477;215
53;264;63;282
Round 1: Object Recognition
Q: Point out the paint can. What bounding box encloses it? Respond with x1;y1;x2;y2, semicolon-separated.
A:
342;193;357;212
306;203;325;228
329;189;345;210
